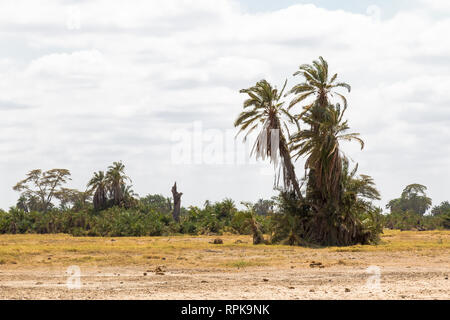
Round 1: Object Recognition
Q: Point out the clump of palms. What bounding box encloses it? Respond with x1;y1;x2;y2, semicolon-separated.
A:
235;57;382;246
87;171;108;211
87;161;136;211
290;104;364;207
106;161;131;207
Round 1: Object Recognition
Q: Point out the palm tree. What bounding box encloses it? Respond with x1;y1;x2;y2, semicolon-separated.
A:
288;56;351;119
106;161;131;207
339;158;383;244
289;104;366;245
341;159;380;203
287;57;353;207
122;184;139;209
290;105;364;205
87;171;107;211
235;79;303;199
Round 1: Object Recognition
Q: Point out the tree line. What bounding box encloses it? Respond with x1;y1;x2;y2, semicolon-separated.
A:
0;162;448;240
1;57;448;244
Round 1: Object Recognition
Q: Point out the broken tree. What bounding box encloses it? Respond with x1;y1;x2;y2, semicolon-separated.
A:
171;182;182;223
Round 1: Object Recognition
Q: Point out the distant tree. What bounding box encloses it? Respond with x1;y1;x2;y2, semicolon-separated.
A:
431;201;450;216
13;169;71;212
204;200;212;209
213;198;237;220
253;199;275;216
122;184;139;209
386;184;432;215
55;188;92;211
106;161;131;207
87;171;108;211
140;194;172;214
16;194;41;212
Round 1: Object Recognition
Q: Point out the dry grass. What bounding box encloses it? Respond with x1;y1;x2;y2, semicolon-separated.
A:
0;229;448;270
0;230;448;299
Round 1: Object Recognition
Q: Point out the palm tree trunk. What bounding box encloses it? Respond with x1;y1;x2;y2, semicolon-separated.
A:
274;117;303;200
279;140;303;200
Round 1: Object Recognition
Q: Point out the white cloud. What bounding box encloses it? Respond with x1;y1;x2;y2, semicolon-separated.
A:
26;50;108;88
418;0;450;12
0;0;449;210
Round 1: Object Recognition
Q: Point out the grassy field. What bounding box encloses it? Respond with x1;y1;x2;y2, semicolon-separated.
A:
0;229;448;269
0;230;448;299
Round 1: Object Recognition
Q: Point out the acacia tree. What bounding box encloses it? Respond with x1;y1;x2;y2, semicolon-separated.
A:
55;188;92;211
235;79;302;199
13;169;72;212
386;184;432;215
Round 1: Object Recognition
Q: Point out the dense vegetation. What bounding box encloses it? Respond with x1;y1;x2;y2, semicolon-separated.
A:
1;57;448;244
0;196;272;237
0;168;448;239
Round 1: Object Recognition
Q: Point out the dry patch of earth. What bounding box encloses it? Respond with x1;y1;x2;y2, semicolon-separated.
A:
0;230;448;299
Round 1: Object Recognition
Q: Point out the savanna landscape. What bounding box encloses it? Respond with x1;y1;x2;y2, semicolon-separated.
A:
1;57;449;300
0;231;448;299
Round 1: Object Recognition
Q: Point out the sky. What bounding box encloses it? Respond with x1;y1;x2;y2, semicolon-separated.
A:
0;0;449;211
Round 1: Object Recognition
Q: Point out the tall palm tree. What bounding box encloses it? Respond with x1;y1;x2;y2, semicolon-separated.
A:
287;57;353;206
106;161;131;207
235;79;302;199
289;104;366;245
87;171;107;211
290;104;364;205
288;56;351;124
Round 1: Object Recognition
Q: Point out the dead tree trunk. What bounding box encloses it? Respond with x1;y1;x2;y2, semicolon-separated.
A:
250;216;265;245
171;182;182;223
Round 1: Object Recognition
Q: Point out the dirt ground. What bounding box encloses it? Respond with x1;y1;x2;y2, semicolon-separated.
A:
0;230;449;300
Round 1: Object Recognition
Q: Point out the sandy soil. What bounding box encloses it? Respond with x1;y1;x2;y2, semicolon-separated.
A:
1;246;448;300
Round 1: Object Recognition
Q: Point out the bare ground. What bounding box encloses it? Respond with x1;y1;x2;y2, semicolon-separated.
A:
0;231;449;300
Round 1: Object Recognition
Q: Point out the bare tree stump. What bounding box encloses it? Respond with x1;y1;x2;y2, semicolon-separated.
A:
171;182;182;223
250;217;265;245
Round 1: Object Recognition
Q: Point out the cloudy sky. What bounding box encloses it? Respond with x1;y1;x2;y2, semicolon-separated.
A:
0;0;449;211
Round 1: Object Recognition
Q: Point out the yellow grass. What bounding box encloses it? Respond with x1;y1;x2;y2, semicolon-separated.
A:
0;229;448;270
